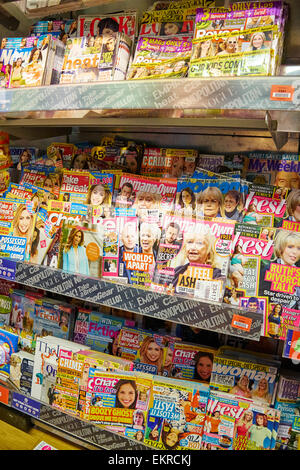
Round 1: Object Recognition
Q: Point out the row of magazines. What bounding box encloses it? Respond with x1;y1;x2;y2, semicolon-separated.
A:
0;0;289;87
2;320;299;451
0;133;299;342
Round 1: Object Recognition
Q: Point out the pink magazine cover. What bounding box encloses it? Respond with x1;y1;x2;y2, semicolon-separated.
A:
101;215;139;283
113;173;177;224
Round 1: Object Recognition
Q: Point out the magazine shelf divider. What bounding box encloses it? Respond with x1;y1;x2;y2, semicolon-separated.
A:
1;260;263;341
0;379;149;450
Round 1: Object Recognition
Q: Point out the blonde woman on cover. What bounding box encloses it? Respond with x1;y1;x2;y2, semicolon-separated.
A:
217;37;238;55
251;378;272;404
229;375;252;399
236;410;254;437
273;230;300;266
13;204;35;259
191;39;215;60
171;227;222;290
197;186;225;219
138;336;164;374
133;191;161;211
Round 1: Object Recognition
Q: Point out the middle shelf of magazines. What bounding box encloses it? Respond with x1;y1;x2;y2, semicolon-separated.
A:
0;137;300;343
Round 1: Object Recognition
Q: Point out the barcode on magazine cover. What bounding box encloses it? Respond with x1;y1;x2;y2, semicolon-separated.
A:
210;373;235;387
195;280;222;302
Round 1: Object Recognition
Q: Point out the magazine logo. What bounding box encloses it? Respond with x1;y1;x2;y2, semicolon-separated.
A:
78;15;136;38
48;212;82;227
246;193;286;216
248;158;300;173
88;376;118;390
120;176;177;197
207;398;244;419
88;322;119;338
212;364;276;383
61;174;89;194
238;236;273;259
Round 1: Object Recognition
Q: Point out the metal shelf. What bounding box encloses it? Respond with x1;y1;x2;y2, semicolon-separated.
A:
8;261;262;341
0;378;149;450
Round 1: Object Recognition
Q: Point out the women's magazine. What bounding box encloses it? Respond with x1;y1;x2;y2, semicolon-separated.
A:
243;183;290;227
226;223;300;339
84;370;152;428
144;375;209;450
189;26;278;78
210;351;279;406
170;341;216;383
127;36;192;80
72;308;135;353
0;199;36;261
58;222;103;278
242;151;300;188
141;148;198;178
116;327;172;375
28;200;89;267
113;173;177;224
59;33;132;83
59;170;90;203
152;214;235;303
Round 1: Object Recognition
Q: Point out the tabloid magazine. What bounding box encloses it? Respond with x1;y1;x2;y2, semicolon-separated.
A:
127;35;192;80
144;375;209;450
59;33;132;83
225;223;300;340
152;214;235;303
141;148;198;178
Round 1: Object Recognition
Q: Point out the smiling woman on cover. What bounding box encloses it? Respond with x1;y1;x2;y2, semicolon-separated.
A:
63;227;89;276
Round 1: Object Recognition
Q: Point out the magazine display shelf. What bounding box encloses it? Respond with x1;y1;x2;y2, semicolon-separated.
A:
0;379;149;449
0;76;299;149
0;260;262;340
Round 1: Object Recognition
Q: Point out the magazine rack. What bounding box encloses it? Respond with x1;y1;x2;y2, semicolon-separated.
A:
0;378;149;449
0;260;262;340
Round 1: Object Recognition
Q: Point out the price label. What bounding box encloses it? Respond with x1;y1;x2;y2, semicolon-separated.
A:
0;258;16;281
231;315;252;332
270;85;294;102
12;392;41;418
0;385;9;405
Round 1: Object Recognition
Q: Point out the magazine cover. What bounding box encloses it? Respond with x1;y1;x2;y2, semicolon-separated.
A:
59;169;90;203
243;183;290;228
0;199;36;261
72;308;135;353
189;26;278;77
141;148;198;178
152;215;235;303
76;349;134;420
29;200;88;267
127;36;192;80
58;222;103;278
193;3;282;39
170;341;216;383
116;328;170;375
76;12;137;40
149;0;215;10
10;290;35;335
144;375;209;450
30;19;78;39
234;401;276;450
86;171;114;216
59;33;132;83
31;335;87;402
113;173;177;223
202;390;246;450
46;142;77;169
34;298;74;340
85;371;152;427
242;152;300;188
10;147;38;170
7;43;53;88
19;168;48;188
227;223;300;339
0;327;19;377
210;353;279;406
101;214;141;284
9;350;34;394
